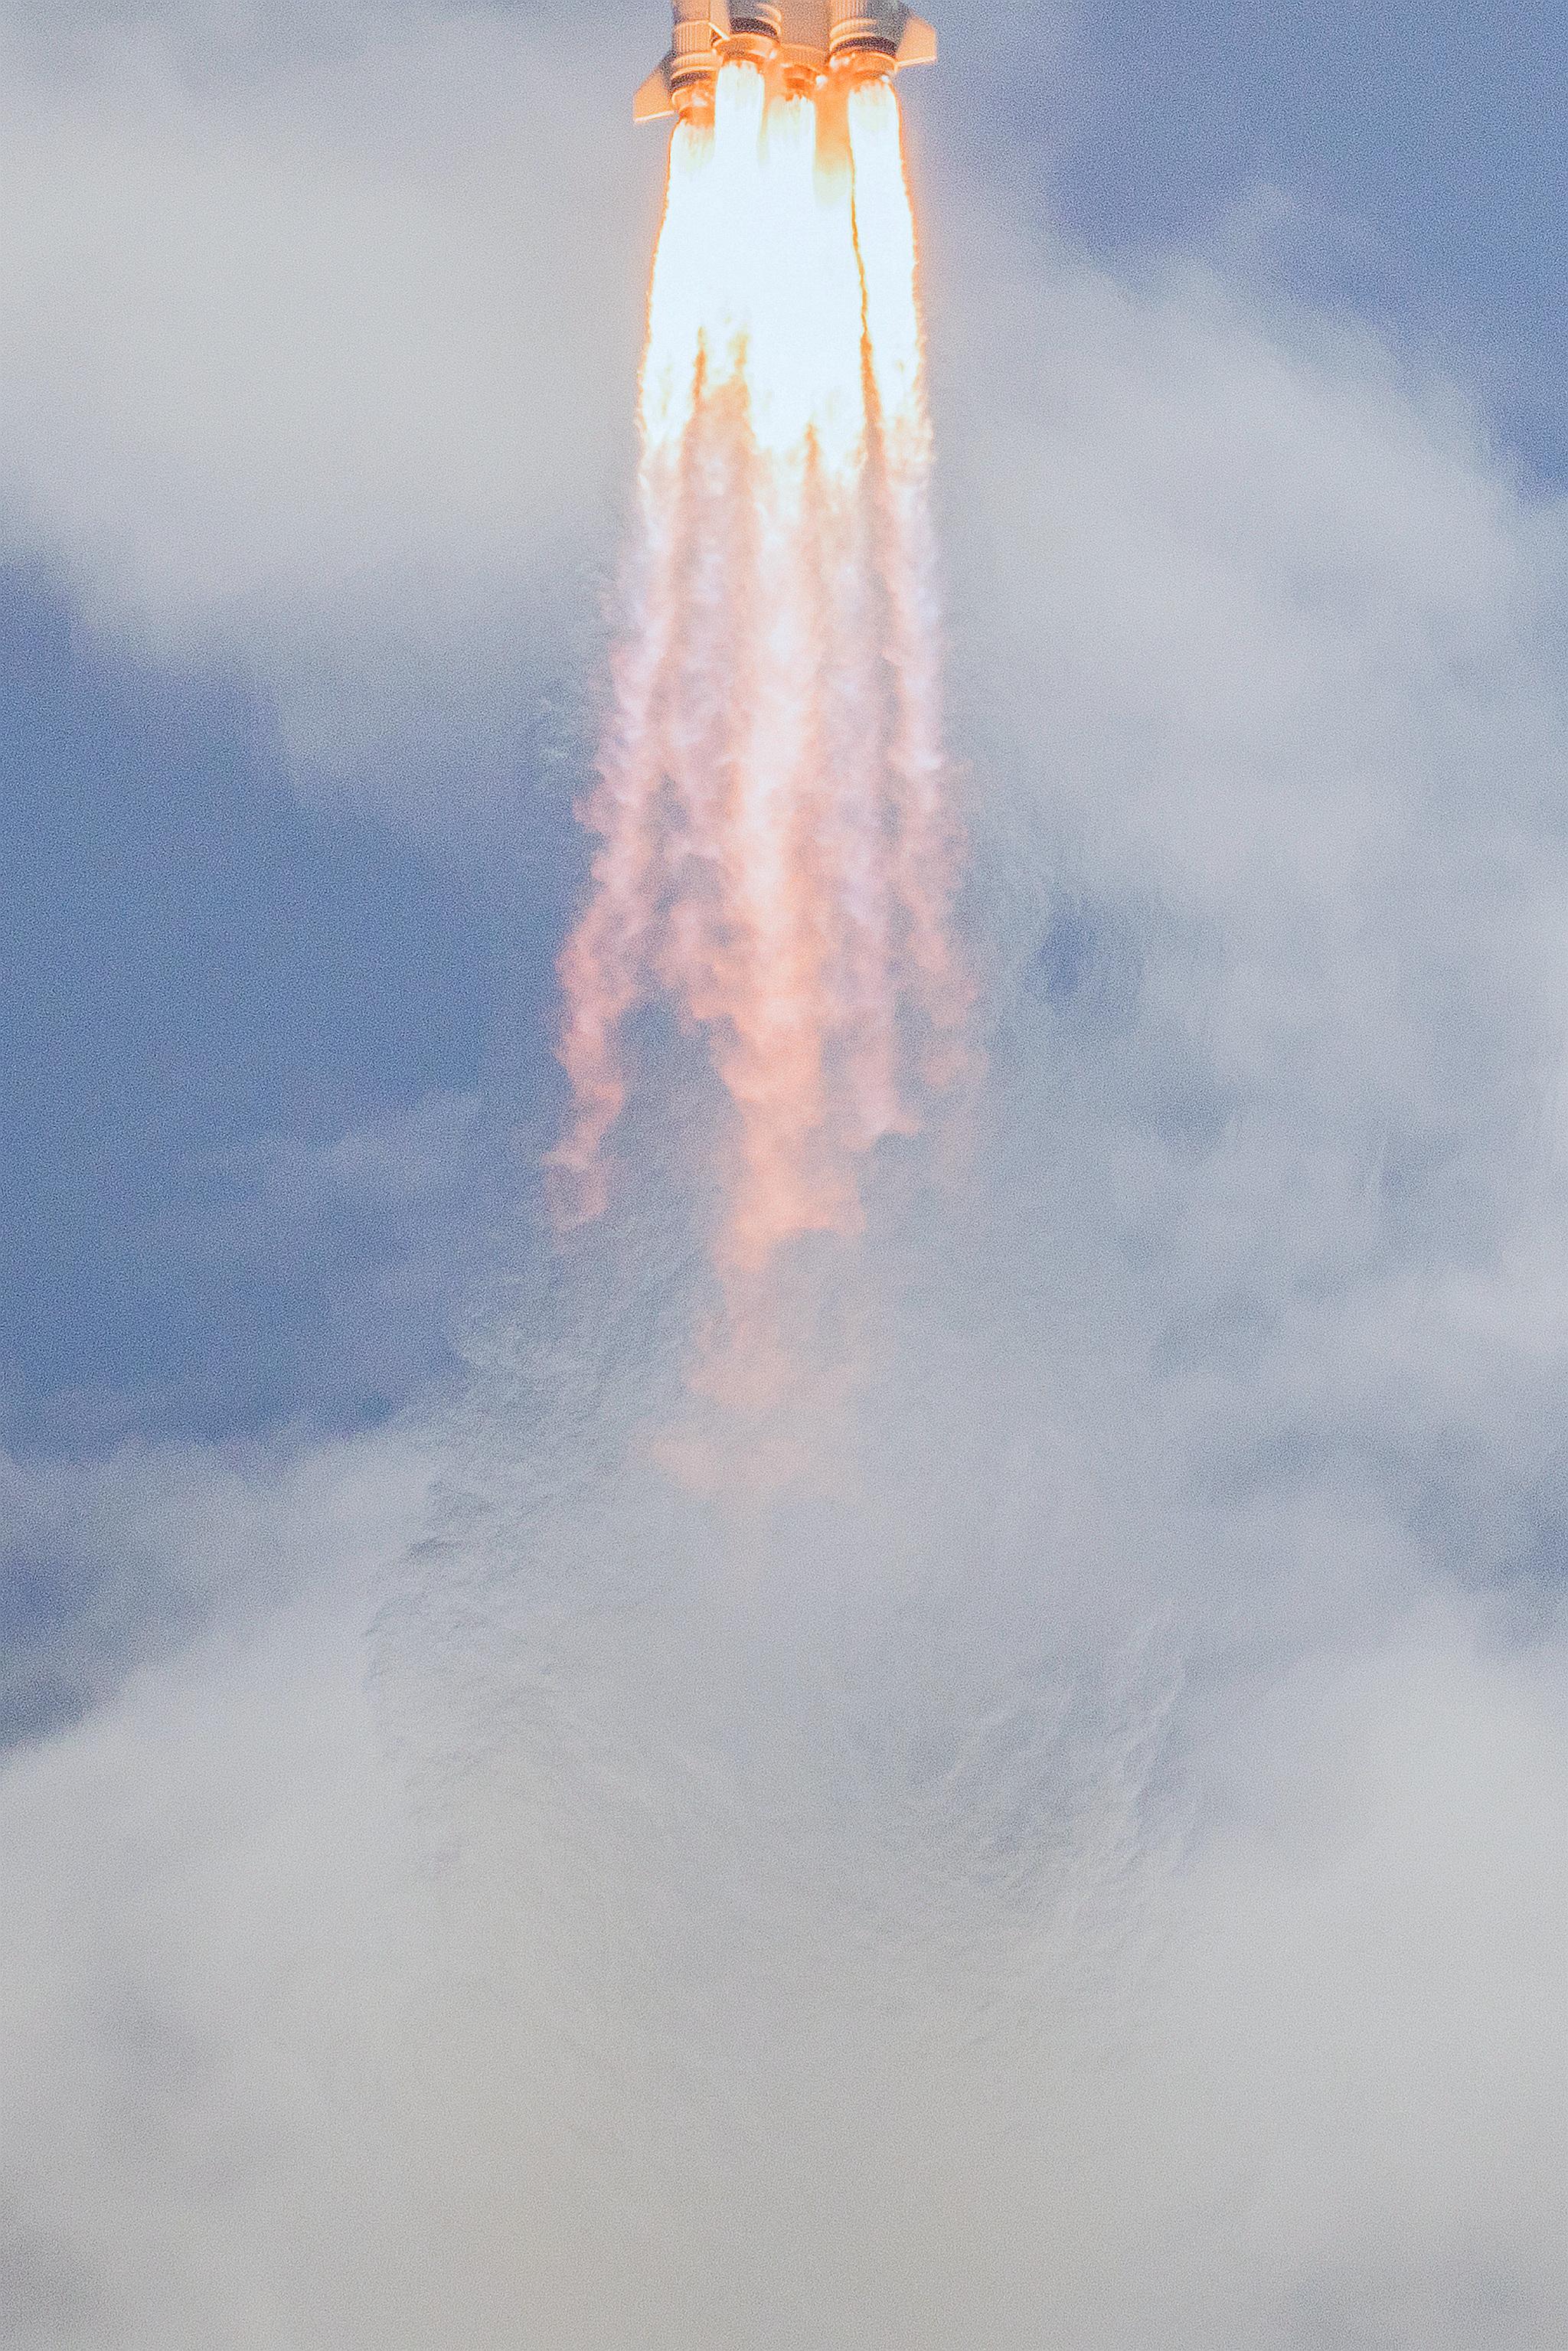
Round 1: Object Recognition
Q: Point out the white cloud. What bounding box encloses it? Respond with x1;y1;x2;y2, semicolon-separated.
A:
0;1;658;810
2;1429;1566;2347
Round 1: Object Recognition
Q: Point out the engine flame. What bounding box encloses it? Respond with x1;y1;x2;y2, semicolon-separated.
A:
551;62;969;1314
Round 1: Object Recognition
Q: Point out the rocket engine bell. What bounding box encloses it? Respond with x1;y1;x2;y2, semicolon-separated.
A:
828;7;895;67
727;4;786;68
634;0;936;124
659;0;728;119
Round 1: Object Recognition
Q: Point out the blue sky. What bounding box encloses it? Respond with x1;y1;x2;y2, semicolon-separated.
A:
0;560;496;1442
1043;0;1568;473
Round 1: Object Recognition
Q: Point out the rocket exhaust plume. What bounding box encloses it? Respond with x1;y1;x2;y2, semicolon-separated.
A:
551;11;965;1320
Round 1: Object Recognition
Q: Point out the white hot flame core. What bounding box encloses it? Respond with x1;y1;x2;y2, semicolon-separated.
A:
553;64;969;1327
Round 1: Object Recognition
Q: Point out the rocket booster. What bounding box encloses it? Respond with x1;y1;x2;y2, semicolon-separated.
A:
634;0;937;124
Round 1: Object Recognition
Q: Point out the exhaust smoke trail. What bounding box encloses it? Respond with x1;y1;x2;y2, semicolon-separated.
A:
550;60;968;1305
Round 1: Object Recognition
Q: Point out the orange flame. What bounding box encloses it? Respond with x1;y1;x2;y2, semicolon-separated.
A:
551;64;967;1311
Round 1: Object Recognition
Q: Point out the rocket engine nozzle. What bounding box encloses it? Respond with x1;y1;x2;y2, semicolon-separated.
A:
634;1;935;124
827;5;897;75
652;0;727;119
722;5;783;67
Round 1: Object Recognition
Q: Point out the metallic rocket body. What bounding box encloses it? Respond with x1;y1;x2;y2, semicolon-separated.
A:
635;0;936;122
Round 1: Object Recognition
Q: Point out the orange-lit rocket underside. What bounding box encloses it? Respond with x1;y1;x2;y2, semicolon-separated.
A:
636;0;936;123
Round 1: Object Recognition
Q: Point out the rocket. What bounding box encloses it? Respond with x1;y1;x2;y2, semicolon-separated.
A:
635;0;937;124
